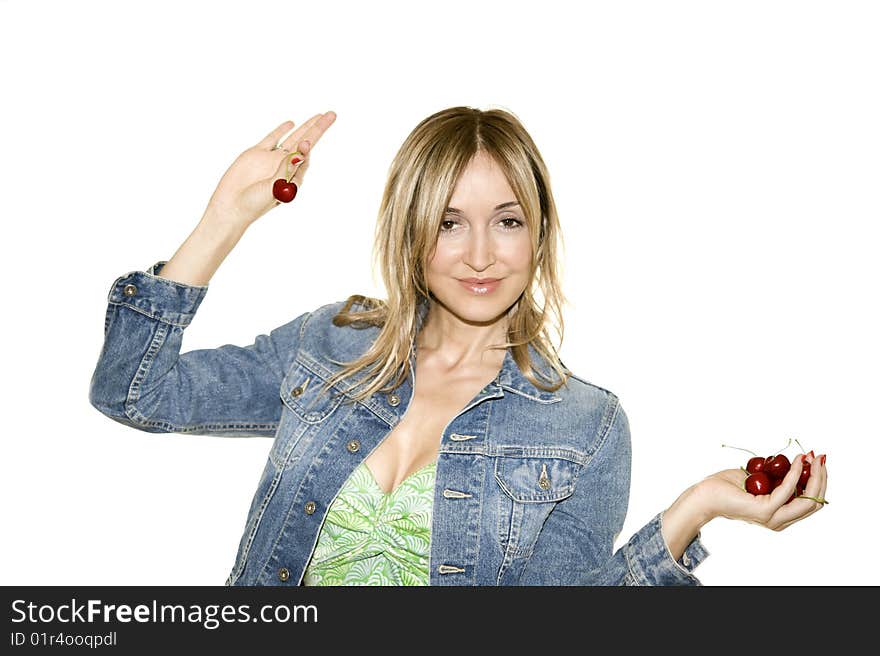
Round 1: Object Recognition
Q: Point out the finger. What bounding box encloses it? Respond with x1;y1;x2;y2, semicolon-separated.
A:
274;150;308;185
285;110;337;155
268;113;323;153
290;152;311;187
774;463;827;530
772;491;821;528
276;112;325;152
809;453;828;503
259;120;297;149
768;453;804;507
768;455;826;526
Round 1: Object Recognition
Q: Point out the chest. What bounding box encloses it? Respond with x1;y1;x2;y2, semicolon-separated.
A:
362;362;498;495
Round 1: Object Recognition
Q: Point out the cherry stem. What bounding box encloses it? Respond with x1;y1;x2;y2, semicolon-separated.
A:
796;494;829;505
721;443;758;457
771;437;793;456
794;437;807;453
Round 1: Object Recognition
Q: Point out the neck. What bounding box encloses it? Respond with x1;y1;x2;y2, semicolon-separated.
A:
416;301;509;371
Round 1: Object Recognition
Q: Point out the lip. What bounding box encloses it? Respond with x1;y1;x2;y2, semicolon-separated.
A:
457;278;502;295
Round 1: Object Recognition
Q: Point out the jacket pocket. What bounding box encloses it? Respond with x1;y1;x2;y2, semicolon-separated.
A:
280;361;346;423
493;452;582;581
269;361;347;470
494;454;579;503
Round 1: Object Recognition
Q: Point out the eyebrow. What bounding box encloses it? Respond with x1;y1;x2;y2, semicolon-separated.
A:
445;201;520;214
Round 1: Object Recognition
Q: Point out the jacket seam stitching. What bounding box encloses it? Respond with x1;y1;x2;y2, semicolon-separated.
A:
590;393;622;462
125;320;167;424
109;300;193;328
231;464;287;583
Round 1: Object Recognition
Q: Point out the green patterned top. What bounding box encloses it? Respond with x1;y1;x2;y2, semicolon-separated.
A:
302;460;437;586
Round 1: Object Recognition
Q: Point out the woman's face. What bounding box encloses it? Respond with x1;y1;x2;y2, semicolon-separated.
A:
426;151;533;326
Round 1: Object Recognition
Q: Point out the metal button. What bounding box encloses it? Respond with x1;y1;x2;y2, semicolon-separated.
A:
387;393;401;406
278;567;290;582
538;463;551;490
122;284;137;297
291;386;304;397
346;439;361;453
304;501;316;515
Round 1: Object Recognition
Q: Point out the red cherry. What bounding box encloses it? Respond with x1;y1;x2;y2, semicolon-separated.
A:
273;178;298;203
745;471;772;495
764;454;791;480
746;456;766;474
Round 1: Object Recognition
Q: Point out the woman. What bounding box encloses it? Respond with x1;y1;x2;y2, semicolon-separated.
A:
89;106;828;586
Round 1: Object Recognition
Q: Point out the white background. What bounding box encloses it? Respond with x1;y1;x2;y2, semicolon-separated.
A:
1;0;877;586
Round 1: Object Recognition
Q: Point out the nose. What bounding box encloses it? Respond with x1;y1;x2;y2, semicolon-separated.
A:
462;225;496;272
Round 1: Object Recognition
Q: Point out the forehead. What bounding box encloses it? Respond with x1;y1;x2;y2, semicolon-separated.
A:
449;152;516;203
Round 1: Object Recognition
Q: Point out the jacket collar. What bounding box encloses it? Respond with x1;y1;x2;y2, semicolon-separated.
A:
494;347;563;403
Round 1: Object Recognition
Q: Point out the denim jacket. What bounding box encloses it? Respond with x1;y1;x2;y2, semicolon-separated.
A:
89;261;710;586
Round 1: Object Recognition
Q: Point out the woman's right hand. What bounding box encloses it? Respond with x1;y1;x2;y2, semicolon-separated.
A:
202;111;337;230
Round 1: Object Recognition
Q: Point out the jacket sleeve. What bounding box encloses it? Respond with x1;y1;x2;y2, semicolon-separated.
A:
88;260;311;437
519;397;710;585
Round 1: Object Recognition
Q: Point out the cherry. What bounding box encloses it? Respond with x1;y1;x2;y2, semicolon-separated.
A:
764;454;791;480
746;456;766;474
745;471;772;495
273;179;298;203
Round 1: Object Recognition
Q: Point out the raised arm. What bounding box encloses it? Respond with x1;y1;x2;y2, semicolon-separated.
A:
88;113;337;436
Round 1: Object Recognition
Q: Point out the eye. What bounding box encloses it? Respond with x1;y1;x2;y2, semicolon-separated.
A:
439;219;458;232
499;216;524;229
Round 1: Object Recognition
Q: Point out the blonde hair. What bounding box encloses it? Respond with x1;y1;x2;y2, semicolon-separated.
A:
321;105;570;404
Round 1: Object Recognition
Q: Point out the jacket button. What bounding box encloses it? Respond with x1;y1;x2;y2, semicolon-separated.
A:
539;478;551;490
122;284;137;297
387;393;401;407
278;567;290;582
346;439;360;453
291;386;304;397
304;501;316;515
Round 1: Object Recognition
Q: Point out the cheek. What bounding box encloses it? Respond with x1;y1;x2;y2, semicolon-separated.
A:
426;243;457;275
503;236;533;271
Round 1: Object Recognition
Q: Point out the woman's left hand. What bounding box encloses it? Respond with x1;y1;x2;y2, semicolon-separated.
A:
698;451;828;531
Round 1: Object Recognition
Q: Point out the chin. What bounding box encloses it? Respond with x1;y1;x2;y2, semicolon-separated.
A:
433;290;519;325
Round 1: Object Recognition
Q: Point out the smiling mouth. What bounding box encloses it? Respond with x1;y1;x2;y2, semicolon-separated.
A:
457;278;503;295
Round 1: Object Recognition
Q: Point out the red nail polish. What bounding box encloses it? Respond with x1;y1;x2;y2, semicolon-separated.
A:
820;454;826;465
808;450;815;458
291;156;302;164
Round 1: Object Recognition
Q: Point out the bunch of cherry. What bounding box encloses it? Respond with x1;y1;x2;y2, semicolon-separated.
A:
723;439;827;504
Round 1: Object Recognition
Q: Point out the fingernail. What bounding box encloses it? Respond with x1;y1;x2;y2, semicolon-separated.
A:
291;156;302;165
820;454;826;465
808;450;815;458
